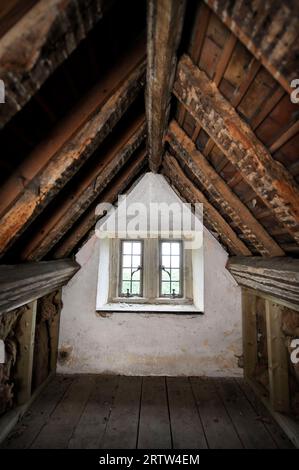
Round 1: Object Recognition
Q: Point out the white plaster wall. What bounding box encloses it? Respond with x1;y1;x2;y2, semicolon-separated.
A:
58;229;242;376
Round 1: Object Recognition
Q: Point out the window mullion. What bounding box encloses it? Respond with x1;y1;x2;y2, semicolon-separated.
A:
143;238;157;300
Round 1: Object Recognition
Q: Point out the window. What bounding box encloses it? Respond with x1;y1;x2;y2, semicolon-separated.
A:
160;241;183;298
108;238;193;305
119;240;143;297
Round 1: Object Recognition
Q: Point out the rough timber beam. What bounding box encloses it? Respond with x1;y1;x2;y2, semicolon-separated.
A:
146;0;186;172
204;0;299;94
166;120;284;257
0;0;114;128
53;149;147;258
163;154;252;256
227;257;299;309
0;52;145;258
21;116;146;261
174;55;299;244
0;259;79;315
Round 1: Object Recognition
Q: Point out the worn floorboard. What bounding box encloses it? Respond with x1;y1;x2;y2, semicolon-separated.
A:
68;375;119;449
167;377;208;449
214;378;276;449
138;377;171;449
2;375;74;449
190;377;243;449
236;377;294;449
2;374;294;449
30;375;95;449
100;376;142;449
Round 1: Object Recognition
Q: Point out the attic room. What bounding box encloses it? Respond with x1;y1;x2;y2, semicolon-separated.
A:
0;0;299;455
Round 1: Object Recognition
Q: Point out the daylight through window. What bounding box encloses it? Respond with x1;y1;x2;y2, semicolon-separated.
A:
160;241;182;297
119;240;143;297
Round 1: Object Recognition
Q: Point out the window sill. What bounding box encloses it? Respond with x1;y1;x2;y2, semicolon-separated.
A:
96;302;203;314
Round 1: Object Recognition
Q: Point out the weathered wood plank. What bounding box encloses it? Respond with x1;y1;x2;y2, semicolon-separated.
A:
173;55;299;244
0;0;114;127
49;290;62;374
214;378;276;449
21;116;146;261
101;376;142;449
204;0;299;94
2;375;294;449
227;257;299;308
0;40;145;218
236;378;294;449
166;120;284;257
138;377;171;449
14;301;37;405
68;375;119;449
265;300;290;413
0;0;38;39
242;289;257;380
163;153;251;256
190;377;243;449
146;0;186;171
191;29;238;142
167;377;208;449
269;121;299;154
52;149;147;259
0;259;80;314
0;53;145;257
2;375;74;449
31;375;95;448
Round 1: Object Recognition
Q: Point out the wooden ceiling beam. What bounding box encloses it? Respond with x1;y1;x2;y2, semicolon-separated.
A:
20;116;146;261
166;120;284;257
163;153;252;256
204;0;299;94
0;259;79;315
0;0;114;128
191;32;237;143
177;1;211;128
202;58;260;156
0;0;38;39
269;120;299;154
146;0;186;172
0;53;146;258
0;41;145;217
251;88;285;130
52;149;147;259
174;54;299;244
227;256;299;309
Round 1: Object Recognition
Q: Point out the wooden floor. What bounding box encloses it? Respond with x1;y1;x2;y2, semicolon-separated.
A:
2;375;294;449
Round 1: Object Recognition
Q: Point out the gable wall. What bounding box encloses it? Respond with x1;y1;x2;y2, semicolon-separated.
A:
57;228;242;376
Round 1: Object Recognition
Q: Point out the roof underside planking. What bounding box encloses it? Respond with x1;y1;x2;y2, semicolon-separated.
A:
0;0;298;262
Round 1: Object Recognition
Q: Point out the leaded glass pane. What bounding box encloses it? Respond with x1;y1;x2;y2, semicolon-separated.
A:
120;241;143;296
160;241;182;297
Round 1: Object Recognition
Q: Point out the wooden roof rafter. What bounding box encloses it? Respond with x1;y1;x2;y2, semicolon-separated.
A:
20;115;147;261
146;0;186;172
203;0;299;94
0;47;146;258
162;153;251;256
166;120;284;257
173;54;299;245
0;0;115;128
52;149;148;258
